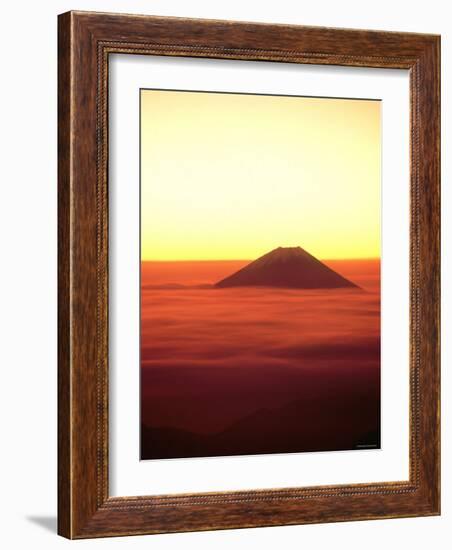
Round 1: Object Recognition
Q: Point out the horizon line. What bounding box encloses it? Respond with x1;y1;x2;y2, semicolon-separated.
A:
141;257;381;263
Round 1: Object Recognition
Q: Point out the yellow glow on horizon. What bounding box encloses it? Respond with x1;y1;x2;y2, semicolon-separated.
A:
141;90;380;261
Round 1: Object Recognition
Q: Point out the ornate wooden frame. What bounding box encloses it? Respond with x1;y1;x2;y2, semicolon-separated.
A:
58;11;440;539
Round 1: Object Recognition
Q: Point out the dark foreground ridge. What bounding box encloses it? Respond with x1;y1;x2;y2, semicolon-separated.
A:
215;246;359;289
141;396;380;460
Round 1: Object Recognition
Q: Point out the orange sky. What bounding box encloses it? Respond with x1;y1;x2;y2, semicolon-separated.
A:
141;90;381;261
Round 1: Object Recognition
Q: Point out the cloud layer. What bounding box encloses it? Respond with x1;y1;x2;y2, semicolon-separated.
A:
140;260;380;457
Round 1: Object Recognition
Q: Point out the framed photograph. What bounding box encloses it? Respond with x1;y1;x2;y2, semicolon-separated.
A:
58;11;440;538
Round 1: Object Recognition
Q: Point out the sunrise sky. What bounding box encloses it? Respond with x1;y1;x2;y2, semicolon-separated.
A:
141;89;381;261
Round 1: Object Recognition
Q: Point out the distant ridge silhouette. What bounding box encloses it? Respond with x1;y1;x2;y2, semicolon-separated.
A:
141;392;379;459
215;246;359;289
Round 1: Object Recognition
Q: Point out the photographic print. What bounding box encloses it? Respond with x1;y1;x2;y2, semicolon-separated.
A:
140;89;381;460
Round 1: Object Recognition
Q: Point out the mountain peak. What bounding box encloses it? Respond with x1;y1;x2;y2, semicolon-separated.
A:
215;246;359;289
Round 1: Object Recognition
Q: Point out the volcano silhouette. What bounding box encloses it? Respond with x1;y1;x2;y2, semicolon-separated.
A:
215;247;359;289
